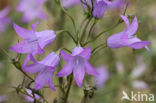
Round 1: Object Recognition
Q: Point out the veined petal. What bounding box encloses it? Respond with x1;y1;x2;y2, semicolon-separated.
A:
31;21;40;31
13;23;33;39
79;47;91;60
23;63;44;73
120;15;129;28
93;0;107;18
10;40;33;53
56;62;73;77
125;16;138;36
35;68;51;90
38;52;60;67
73;63;85;87
61;50;73;61
72;46;83;56
48;67;56;91
129;41;151;50
85;61;98;76
36;30;56;49
23;54;36;66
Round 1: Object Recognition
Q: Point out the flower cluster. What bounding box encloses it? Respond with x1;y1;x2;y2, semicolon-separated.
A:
7;0;151;102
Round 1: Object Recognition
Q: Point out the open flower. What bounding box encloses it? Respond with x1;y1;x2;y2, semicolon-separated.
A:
16;0;47;22
95;66;109;88
24;88;40;102
56;47;98;87
107;15;151;51
10;21;56;56
23;52;60;90
0;7;11;33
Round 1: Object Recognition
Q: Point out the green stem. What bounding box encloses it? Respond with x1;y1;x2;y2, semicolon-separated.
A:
83;22;120;46
56;30;77;44
85;18;97;42
80;17;93;43
59;4;77;34
64;75;73;103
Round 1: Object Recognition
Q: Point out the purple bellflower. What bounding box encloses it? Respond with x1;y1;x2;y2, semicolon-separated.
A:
0;7;11;33
95;66;109;88
107;15;151;51
61;0;81;8
23;52;60;90
16;0;48;22
24;88;40;102
93;0;124;18
56;47;98;87
10;21;56;58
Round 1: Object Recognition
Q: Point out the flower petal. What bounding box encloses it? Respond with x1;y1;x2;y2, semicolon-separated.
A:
73;63;85;87
120;15;129;28
56;62;73;77
79;47;91;60
93;0;107;18
31;21;40;31
38;52;60;67
23;54;36;66
125;16;138;36
129;41;151;50
48;68;56;91
23;63;44;73
13;23;32;39
72;46;83;56
36;30;56;49
61;50;73;61
10;40;34;53
35;68;51;90
85;61;98;76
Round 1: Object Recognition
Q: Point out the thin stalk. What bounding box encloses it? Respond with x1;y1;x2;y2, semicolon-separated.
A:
85;18;97;42
80;17;93;43
64;75;73;103
59;4;77;34
56;30;77;44
83;22;119;46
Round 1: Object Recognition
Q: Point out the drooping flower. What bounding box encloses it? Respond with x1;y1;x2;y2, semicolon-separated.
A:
93;0;112;18
56;47;98;87
24;88;40;102
132;80;148;90
61;0;81;8
107;15;151;51
0;7;11;33
10;21;56;56
95;66;109;88
16;0;48;22
23;52;60;90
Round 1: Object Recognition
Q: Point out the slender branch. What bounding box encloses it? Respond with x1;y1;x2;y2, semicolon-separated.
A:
59;4;77;34
56;30;77;44
64;75;73;103
83;22;119;46
85;18;97;42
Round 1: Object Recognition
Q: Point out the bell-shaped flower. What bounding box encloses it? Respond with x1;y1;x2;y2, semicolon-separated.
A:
10;21;56;56
56;46;98;87
16;0;48;22
24;88;40;102
95;66;109;88
61;0;81;8
23;52;60;90
107;15;151;51
0;7;11;33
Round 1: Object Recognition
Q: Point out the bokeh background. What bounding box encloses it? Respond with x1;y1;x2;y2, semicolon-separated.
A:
0;0;156;103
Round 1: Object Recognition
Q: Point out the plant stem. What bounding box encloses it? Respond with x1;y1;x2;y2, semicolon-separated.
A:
64;75;73;103
56;30;77;44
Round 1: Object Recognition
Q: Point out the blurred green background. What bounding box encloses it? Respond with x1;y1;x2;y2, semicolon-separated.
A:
0;0;156;103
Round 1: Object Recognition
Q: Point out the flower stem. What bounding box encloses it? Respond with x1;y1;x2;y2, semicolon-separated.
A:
64;74;73;103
